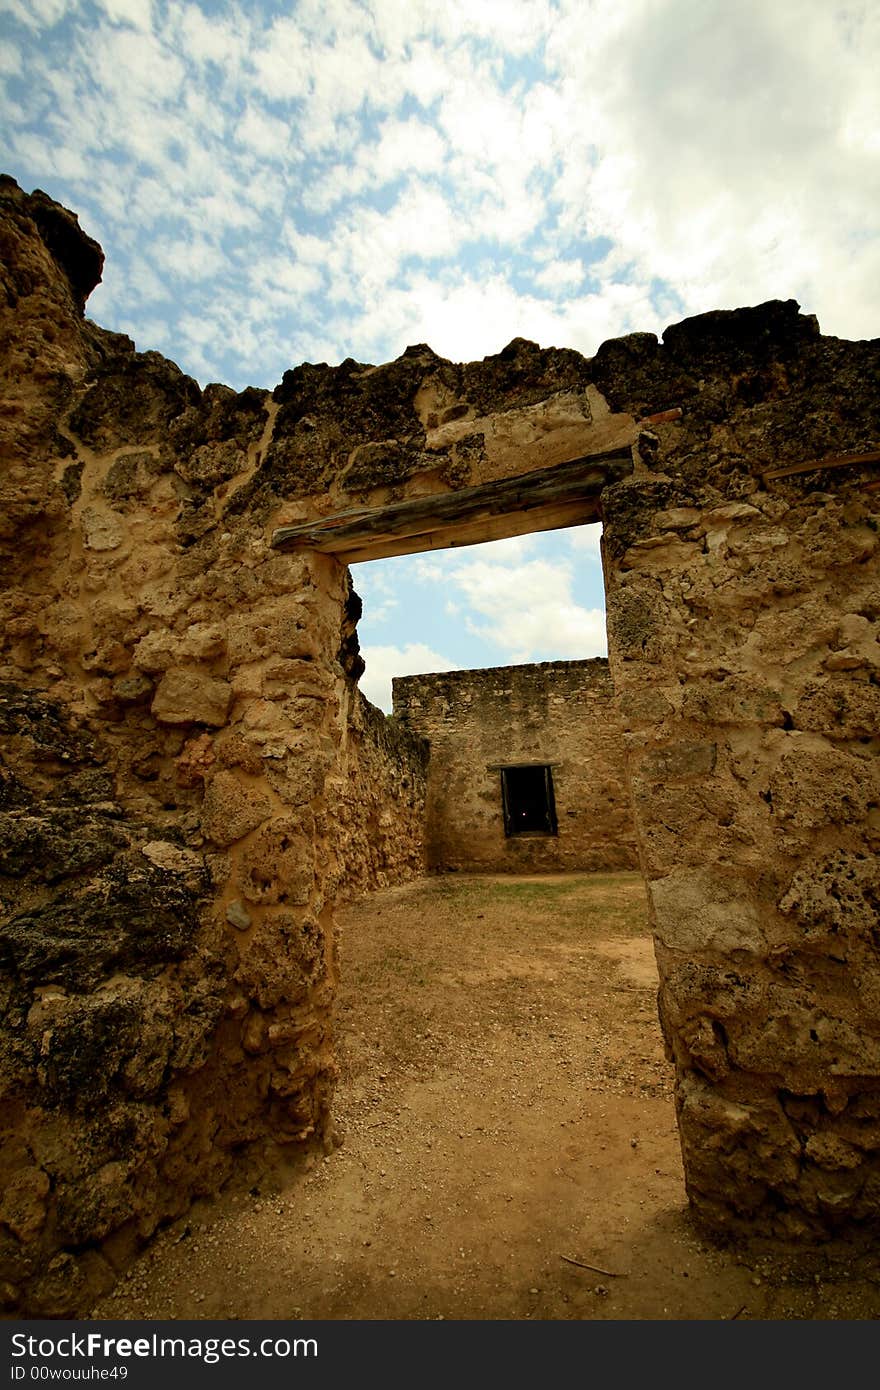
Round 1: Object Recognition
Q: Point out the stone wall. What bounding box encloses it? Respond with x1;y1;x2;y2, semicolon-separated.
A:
0;177;348;1315
393;659;637;873
2;173;880;1310
331;685;429;900
595;313;880;1242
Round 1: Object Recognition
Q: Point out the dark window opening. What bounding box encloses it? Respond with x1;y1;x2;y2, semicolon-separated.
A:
500;764;557;837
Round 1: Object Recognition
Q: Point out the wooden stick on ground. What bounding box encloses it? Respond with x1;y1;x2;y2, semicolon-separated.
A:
559;1254;620;1278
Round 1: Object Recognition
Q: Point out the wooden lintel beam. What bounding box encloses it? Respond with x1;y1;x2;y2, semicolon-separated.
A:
336;498;602;565
271;447;632;561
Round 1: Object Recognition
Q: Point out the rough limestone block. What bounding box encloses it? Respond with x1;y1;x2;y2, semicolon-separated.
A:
200;770;272;847
140;841;204;875
779;850;880;943
226;609;319;665
795;674;880;739
0;1166;50;1242
732;1006;880;1077
176;623;226;661
638;740;717;781
232;911;323;1009
81;506;125;552
151;668;232;727
650;868;765;953
681;677;784;728
111;671;153;705
131;630;178;673
240;817;313;905
768;741;876;829
225;899;252;930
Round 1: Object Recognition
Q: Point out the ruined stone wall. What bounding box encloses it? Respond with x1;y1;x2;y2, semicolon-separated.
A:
595;311;880;1242
0;178;348;1315
2;174;880;1311
330;686;429;900
393;660;637;873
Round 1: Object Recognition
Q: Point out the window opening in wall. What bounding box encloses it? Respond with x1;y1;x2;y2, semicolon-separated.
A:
500;764;558;837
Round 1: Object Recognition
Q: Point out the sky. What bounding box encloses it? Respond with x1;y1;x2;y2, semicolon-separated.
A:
2;0;878;709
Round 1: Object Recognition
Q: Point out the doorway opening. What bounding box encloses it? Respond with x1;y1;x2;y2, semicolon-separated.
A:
268;449;676;1315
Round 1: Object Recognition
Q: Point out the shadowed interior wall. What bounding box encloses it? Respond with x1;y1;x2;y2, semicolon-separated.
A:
393;659;638;873
331;684;429;899
1;174;879;1313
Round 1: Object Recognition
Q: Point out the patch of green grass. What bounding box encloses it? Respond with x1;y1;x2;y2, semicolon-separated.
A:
434;872;642;902
423;871;650;936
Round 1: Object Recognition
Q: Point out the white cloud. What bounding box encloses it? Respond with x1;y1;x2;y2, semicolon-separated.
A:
349;560;399;626
249;16;313;102
545;0;880;340
339;269;662;367
296;0;374;44
369;0;439;57
1;0;71;30
413;534;537;582
534;259;585;292
163;237;227;282
381;38;457;107
372;116;447;183
89;25;186;103
98;0;152;31
437;81;525;168
267;259;326;298
361;182;463;263
0;40;21;73
358;641;456;712
8;131;90;181
443;0;554;56
234;105;294;159
406;534;607;668
176;5;252;71
449;555;607;663
8;0;877;693
568;523;603;561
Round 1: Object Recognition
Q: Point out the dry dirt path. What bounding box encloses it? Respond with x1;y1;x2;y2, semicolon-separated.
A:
91;872;880;1321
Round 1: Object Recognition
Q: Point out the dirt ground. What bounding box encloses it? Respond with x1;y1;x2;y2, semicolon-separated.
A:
90;872;880;1322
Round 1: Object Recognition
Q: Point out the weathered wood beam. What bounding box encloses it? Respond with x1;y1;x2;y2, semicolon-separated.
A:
333;499;602;564
271;447;633;563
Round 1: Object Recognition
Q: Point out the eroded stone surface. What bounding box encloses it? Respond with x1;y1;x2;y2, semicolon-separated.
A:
152;669;233;727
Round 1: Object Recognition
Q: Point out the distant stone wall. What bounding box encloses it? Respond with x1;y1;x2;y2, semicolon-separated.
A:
393;660;638;873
